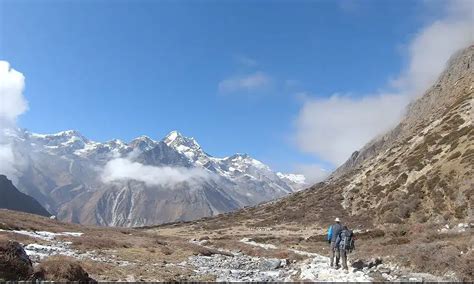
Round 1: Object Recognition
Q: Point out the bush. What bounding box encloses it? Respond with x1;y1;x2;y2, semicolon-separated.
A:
72;235;130;250
382;212;402;224
0;240;33;280
34;256;96;282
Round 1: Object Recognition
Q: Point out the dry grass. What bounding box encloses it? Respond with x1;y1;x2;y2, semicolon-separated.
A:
0;240;33;281
34;255;95;282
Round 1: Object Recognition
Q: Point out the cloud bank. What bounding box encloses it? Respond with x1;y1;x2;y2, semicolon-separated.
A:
294;163;330;184
0;61;28;180
218;71;272;93
295;0;474;167
101;158;212;187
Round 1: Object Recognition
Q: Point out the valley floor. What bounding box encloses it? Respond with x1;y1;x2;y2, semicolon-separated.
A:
1;210;471;282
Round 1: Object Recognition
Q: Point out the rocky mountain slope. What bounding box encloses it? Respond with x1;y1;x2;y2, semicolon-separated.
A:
0;175;50;217
184;45;473;229
2;129;306;226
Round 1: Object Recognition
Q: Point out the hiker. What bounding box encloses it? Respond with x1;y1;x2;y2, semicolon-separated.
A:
336;225;355;272
327;217;343;268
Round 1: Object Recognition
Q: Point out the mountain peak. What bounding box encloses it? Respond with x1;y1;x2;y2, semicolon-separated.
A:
164;130;183;143
163;130;200;148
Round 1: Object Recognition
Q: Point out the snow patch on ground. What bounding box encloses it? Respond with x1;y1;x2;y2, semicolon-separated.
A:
0;229;83;241
0;229;130;266
240;238;277;249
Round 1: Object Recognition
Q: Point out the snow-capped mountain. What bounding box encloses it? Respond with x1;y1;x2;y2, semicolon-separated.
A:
3;129;307;226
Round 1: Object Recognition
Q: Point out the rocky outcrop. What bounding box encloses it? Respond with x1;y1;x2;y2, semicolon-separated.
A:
0;175;50;217
0;240;33;281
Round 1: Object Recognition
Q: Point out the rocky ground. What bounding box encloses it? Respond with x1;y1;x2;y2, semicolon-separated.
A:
0;210;471;281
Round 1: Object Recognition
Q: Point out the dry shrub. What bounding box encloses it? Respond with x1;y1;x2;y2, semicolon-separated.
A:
408;243;472;281
72;235;130;250
0;232;37;245
35;256;95;282
0;240;33;280
160;246;173;255
0;223;11;230
382;212;402;224
382;237;410;246
356;229;385;240
153;237;169;246
454;203;468;219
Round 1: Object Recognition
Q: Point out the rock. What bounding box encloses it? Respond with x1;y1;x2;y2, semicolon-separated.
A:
378;267;391;274
351;259;365;270
260;259;282;270
0;241;33;280
368;258;383;269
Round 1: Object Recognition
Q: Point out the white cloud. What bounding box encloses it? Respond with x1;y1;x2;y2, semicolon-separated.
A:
295;93;408;165
294;163;330;184
218;71;272;93
101;158;212;187
294;0;473;167
392;1;474;96
0;61;28;126
235;55;258;67
0;61;28;180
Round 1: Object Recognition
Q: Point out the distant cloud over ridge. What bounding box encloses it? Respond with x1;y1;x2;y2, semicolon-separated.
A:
294;0;474;167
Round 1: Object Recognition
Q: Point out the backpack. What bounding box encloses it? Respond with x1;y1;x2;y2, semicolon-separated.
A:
340;230;355;252
327;225;333;241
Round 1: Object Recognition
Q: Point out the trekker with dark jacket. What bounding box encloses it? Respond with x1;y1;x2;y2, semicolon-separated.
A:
327;217;343;268
336;225;354;271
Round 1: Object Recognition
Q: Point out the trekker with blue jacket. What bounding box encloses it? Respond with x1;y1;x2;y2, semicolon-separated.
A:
327;217;343;268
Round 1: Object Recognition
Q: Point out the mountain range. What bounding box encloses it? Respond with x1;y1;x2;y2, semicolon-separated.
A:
3;128;306;226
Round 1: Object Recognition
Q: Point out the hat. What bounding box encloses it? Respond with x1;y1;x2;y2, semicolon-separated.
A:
335;217;341;222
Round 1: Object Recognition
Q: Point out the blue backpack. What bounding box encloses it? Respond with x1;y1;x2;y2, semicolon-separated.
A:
327;225;333;241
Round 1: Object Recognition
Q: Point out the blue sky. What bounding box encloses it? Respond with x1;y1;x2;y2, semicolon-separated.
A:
1;0;469;176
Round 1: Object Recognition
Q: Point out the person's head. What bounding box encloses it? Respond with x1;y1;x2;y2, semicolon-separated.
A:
342;225;348;230
335;217;340;223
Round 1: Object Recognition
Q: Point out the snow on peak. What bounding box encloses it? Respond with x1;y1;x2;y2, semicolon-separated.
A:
163;131;201;150
129;135;157;151
30;129;86;140
224;154;271;172
276;172;307;185
163;130;182;144
160;131;207;163
133;135;155;143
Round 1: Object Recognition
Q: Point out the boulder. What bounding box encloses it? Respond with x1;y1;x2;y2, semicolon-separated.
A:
0;240;33;280
351;259;365;270
259;259;282;270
